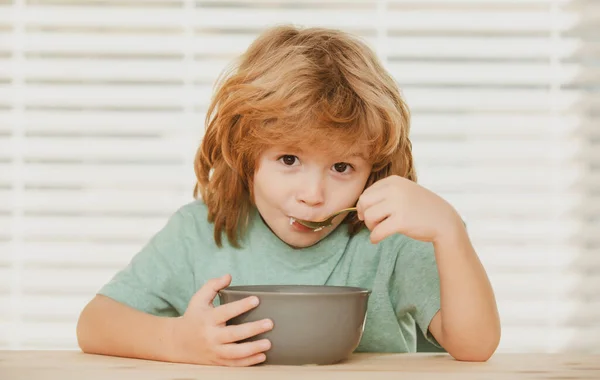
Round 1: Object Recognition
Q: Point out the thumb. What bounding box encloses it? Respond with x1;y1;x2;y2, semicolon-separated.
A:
190;274;232;308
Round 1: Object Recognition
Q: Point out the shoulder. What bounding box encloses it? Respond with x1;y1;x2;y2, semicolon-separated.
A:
349;227;433;256
345;227;431;265
383;234;435;270
164;199;216;246
349;230;436;279
176;198;210;220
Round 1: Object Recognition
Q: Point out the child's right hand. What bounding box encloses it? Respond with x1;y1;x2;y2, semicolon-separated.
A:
171;274;273;366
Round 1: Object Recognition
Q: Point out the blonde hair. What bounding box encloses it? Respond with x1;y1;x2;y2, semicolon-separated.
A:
194;25;416;247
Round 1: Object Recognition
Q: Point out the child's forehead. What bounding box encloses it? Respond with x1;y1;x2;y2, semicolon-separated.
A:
256;119;377;161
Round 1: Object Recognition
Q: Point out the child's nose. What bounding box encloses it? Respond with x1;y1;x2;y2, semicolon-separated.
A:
296;176;325;206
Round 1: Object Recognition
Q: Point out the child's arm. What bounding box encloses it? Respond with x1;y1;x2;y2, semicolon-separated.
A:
77;294;179;362
78;206;273;366
77;274;274;366
427;225;500;361
357;175;501;361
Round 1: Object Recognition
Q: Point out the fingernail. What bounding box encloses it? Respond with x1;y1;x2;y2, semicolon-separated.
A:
262;340;272;350
250;296;259;306
262;319;273;329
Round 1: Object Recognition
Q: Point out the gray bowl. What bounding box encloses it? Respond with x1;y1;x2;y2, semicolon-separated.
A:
217;285;370;366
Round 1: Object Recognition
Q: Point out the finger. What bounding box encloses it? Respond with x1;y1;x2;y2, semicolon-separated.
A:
217;339;271;360
191;274;232;307
212;296;260;325
362;200;392;231
220;353;267;367
370;215;401;244
356;189;387;221
359;182;389;205
219;319;274;344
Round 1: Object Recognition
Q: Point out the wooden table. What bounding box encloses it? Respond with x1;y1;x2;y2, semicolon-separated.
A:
1;350;599;379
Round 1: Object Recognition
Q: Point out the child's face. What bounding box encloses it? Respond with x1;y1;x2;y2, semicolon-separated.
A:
253;144;372;248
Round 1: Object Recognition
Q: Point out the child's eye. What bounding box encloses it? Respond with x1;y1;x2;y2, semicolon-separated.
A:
278;155;299;166
332;162;353;173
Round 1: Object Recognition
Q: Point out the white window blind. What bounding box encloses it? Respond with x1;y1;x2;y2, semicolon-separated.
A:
1;0;599;353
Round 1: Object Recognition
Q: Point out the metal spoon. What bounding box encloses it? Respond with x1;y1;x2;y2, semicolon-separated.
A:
293;207;357;231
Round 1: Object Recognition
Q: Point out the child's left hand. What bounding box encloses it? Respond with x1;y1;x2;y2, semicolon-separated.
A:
356;175;463;244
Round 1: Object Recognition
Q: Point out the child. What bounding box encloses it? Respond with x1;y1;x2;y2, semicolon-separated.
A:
76;25;500;367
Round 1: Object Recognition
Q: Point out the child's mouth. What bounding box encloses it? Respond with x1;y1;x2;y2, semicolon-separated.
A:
289;217;324;232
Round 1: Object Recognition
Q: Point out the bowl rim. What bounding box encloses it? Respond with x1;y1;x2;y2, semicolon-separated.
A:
218;284;372;296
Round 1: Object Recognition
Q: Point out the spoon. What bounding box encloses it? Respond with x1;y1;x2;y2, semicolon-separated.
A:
293;207;357;231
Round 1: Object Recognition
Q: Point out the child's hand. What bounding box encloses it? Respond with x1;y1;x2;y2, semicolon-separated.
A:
356;175;462;244
171;274;273;366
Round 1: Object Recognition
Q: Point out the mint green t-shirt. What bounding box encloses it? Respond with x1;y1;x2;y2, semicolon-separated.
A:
98;200;441;352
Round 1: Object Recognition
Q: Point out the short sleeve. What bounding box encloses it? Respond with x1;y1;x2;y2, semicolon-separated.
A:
391;237;442;348
98;208;195;317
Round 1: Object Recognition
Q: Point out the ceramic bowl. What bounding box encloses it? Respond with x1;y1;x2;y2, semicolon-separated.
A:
218;285;370;365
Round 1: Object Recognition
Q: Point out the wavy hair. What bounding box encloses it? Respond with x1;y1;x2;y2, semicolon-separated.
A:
194;25;415;247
